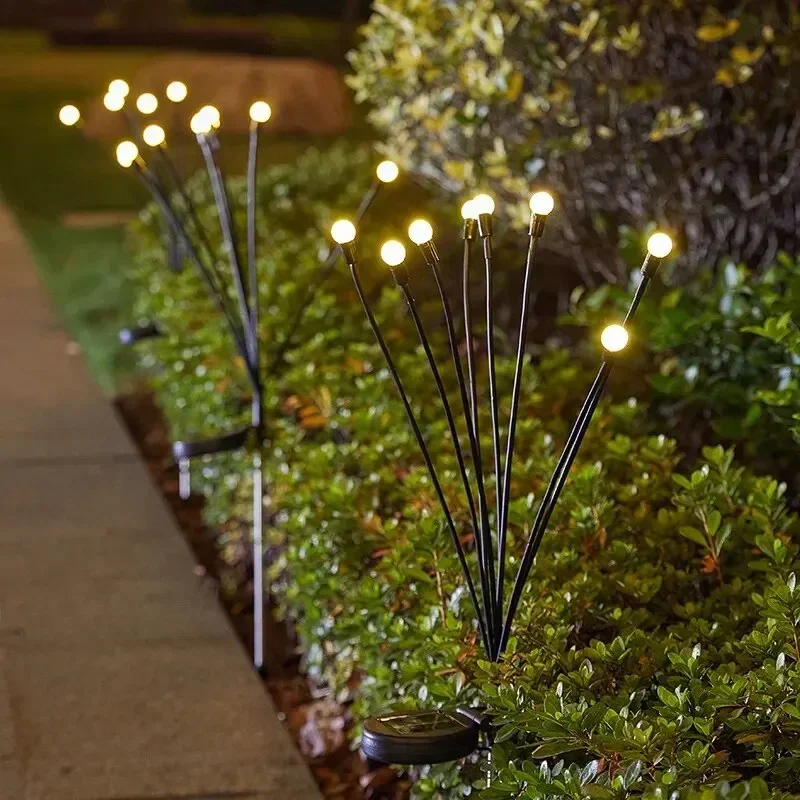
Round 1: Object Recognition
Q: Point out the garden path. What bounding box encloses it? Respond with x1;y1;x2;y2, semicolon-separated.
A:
0;203;320;799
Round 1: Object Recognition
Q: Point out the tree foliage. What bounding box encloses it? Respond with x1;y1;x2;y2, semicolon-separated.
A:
348;0;800;285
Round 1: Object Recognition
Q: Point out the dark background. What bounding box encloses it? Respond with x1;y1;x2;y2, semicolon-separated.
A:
0;0;371;25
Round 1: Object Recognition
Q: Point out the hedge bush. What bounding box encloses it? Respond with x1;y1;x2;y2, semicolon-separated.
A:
569;253;800;498
347;1;800;286
128;146;800;797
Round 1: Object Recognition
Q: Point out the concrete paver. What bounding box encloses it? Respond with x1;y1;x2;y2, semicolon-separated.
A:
0;204;321;799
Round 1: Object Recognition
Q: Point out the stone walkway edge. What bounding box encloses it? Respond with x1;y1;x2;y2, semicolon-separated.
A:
0;204;322;799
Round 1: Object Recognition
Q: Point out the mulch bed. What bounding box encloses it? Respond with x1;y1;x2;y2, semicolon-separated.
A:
115;390;411;800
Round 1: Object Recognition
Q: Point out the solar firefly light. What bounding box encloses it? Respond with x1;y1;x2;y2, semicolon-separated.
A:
114;132;268;667
135;92;159;115
103;91;126;113
107;79;130;98
109;105;398;672
58;104;81;128
166;80;188;104
334;205;674;765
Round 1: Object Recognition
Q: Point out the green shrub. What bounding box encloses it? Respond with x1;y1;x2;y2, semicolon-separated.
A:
569;253;800;495
128;146;800;797
348;1;800;285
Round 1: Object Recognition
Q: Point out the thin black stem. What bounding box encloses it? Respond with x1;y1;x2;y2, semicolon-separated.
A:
426;250;497;651
463;238;479;434
162;215;183;272
268;180;382;373
121;109;141;141
198;135;253;361
246;123;263;432
498;273;653;657
496;234;539;623
497;365;607;656
155;143;220;273
119;112;189;273
133;162;258;391
461;234;496;651
400;282;494;645
483;235;501;636
420;254;481;527
349;260;491;656
247;123;259;352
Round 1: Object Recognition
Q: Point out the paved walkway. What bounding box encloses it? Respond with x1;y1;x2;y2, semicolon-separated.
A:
0;205;322;800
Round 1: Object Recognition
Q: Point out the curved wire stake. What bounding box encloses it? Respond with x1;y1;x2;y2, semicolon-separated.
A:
341;243;492;656
154;142;221;272
395;268;494;644
496;211;548;628
197;133;254;360
462;220;480;428
498;263;659;657
132;160;257;389
477;213;500;637
246;116;266;672
415;236;495;648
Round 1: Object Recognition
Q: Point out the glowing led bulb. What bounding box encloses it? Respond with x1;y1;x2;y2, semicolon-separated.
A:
58;105;80;127
166;81;188;103
601;324;629;353
408;219;433;245
108;79;130;98
190;111;213;135
330;219;356;245
376;160;399;183
380;240;406;267
115;140;139;168
198;105;220;129
472;193;496;215
103;92;125;112
647;232;673;259
142;124;165;147
529;191;555;216
249;101;272;123
136;93;158;115
461;200;478;220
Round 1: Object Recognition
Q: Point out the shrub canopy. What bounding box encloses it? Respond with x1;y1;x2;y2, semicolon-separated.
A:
128;146;800;798
348;0;800;285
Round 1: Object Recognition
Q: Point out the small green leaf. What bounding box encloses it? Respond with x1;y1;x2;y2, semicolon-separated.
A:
680;526;707;547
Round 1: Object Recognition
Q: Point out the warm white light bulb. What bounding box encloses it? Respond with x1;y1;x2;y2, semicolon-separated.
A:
376;160;399;183
166;81;187;103
58;105;80;127
529;191;555;216
115;140;139;168
198;104;220;129
472;193;496;215
136;93;158;115
461;200;478;220
108;79;130;98
103;92;125;112
408;219;433;245
249;100;272;123
190;111;212;135
601;324;629;353
331;219;357;245
380;240;406;267
647;232;674;259
142;124;165;147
